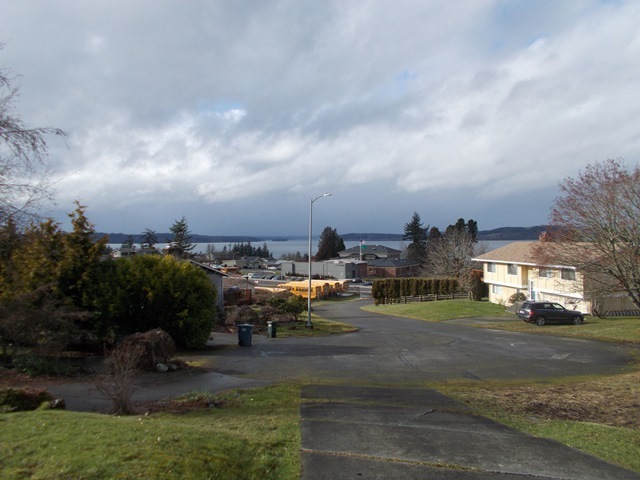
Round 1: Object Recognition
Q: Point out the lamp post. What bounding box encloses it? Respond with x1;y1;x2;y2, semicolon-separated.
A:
307;193;331;328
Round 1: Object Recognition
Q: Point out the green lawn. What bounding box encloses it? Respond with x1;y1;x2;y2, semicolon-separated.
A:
477;314;640;344
362;299;640;345
361;298;511;321
0;385;300;480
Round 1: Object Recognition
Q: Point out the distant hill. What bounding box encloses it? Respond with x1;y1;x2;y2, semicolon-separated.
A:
344;227;547;241
477;226;547;241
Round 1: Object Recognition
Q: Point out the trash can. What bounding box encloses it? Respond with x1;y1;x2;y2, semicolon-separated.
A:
267;321;277;338
238;324;253;346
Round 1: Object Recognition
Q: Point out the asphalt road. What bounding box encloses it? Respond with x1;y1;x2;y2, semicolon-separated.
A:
205;298;634;386
44;297;639;478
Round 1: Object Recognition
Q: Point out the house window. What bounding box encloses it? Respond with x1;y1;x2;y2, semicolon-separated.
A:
507;264;517;275
492;285;502;294
561;269;576;281
539;268;553;278
487;263;496;273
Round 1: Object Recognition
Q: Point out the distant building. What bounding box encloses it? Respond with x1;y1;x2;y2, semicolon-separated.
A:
279;260;367;280
189;260;226;315
367;258;420;278
338;244;401;261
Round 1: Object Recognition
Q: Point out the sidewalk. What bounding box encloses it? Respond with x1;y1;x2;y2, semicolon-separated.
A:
300;385;640;480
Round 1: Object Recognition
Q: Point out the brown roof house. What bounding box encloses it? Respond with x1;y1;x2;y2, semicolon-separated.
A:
472;241;638;315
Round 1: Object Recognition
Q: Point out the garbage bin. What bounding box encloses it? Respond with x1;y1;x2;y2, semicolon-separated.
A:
267;321;277;338
238;324;253;346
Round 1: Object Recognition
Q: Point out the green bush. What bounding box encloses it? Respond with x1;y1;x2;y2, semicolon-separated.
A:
372;277;460;304
0;387;54;412
509;292;527;304
93;256;218;349
13;354;72;377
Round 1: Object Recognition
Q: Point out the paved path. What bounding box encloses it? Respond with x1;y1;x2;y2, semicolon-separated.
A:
207;299;634;384
45;298;638;478
300;385;639;479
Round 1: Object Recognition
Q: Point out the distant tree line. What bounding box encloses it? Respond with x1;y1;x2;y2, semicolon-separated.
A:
221;242;272;259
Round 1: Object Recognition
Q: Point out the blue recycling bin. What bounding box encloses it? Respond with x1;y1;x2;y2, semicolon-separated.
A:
238;324;253;346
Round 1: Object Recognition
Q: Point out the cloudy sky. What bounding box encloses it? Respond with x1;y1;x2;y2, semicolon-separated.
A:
2;0;639;236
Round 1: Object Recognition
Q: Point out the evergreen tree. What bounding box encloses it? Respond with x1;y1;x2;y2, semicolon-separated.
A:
168;216;195;259
315;226;345;261
466;219;478;242
57;202;108;306
122;235;135;249
403;212;428;265
141;228;158;249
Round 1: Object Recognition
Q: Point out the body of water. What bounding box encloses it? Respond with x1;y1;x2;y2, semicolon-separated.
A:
113;239;517;259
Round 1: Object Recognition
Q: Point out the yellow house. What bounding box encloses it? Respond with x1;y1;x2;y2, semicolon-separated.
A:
472;241;638;315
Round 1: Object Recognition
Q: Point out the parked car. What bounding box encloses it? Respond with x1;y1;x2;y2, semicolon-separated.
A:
241;273;260;279
517;301;584;326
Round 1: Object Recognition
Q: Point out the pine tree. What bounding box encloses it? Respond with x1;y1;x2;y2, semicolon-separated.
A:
315;226;345;261
168;216;195;259
141;228;158;249
403;212;428;265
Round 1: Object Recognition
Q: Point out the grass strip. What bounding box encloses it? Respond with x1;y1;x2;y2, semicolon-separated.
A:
361;299;511;322
0;384;301;480
437;371;640;473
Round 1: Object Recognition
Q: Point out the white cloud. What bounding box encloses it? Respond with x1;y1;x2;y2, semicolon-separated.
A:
2;0;639;234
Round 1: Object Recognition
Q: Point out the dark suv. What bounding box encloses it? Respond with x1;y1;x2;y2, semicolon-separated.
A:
517;301;584;326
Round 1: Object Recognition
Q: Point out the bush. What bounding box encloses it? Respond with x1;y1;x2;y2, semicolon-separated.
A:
96;341;144;415
94;256;218;349
0;387;55;412
13;354;72;377
509;292;527;304
121;329;176;370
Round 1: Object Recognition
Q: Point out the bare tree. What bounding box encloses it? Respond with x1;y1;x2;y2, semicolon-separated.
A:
95;342;144;415
1;43;65;226
536;159;640;310
428;228;484;285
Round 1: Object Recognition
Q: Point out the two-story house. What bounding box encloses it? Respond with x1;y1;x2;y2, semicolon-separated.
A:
473;241;638;315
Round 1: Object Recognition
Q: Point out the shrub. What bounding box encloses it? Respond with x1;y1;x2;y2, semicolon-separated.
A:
0;387;55;412
95;256;217;349
96;341;144;415
121;329;176;370
283;295;307;322
509;292;527;304
13;354;72;377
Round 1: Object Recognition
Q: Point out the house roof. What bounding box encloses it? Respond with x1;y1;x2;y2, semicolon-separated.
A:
473;241;595;269
189;260;228;276
472;241;538;265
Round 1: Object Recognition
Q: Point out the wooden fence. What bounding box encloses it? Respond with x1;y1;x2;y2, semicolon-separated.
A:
381;292;470;304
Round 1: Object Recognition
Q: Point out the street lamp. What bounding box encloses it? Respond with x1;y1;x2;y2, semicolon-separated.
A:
307;193;332;328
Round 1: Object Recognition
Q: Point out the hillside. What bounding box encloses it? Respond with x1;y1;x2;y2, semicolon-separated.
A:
476;226;547;241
